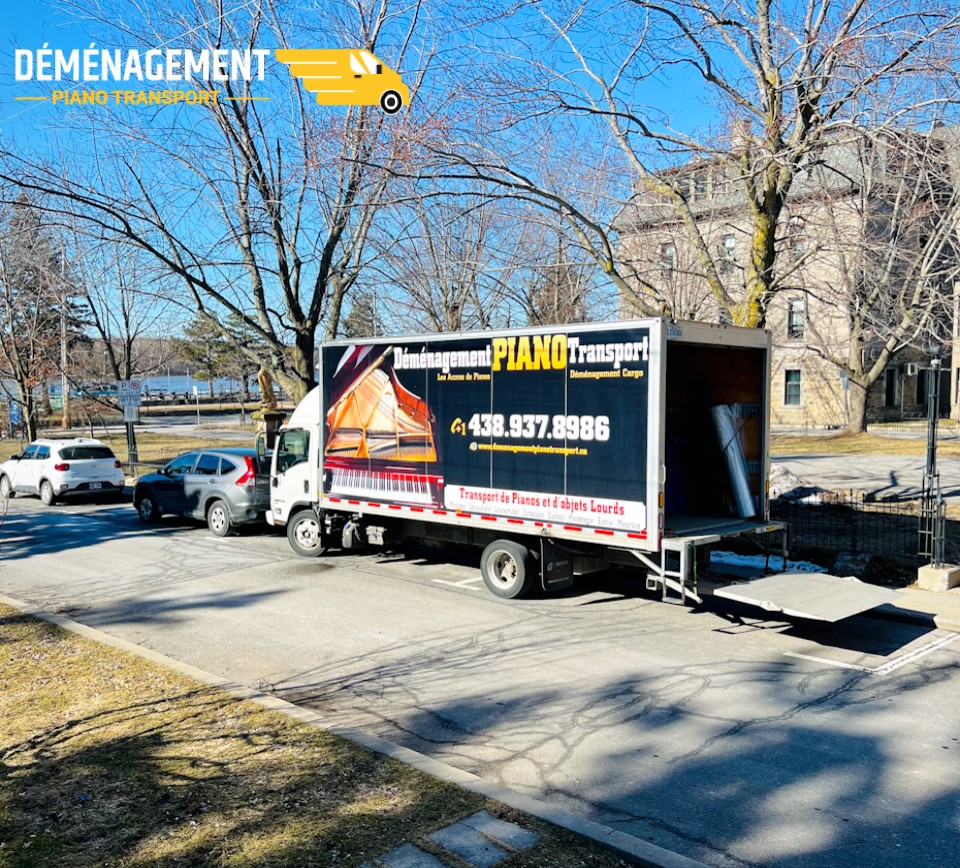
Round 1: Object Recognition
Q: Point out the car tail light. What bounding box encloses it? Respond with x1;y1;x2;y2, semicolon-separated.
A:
236;456;256;487
54;462;69;471
114;460;122;469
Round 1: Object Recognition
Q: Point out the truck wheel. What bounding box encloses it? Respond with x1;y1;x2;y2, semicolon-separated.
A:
380;89;403;114
480;540;534;599
287;510;325;558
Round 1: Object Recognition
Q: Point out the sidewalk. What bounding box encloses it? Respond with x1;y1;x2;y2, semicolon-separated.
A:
872;585;960;633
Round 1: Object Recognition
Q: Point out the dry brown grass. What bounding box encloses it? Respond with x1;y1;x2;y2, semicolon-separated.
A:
0;607;634;867
771;430;960;458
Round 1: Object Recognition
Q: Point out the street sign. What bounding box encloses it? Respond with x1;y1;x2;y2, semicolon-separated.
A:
123;405;139;423
116;379;142;408
9;400;22;428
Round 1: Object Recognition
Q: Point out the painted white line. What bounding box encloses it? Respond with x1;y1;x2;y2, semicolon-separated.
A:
784;652;872;673
785;632;959;675
432;577;484;591
874;632;959;674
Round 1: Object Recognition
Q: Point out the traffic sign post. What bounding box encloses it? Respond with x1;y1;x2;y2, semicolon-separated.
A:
116;380;142;467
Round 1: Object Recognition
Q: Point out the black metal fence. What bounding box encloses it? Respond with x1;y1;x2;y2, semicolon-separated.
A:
770;491;960;566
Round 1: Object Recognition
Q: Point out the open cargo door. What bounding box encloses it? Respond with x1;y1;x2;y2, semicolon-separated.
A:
713;573;902;622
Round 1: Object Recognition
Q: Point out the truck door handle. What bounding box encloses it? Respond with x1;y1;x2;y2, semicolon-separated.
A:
303;480;309;493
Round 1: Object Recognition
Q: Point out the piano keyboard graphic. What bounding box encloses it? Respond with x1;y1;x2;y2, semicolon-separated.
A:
329;467;439;506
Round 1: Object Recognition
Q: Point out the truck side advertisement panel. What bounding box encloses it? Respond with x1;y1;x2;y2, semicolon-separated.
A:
320;326;651;533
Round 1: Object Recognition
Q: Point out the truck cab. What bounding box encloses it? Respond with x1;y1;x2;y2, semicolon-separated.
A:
266;386;322;542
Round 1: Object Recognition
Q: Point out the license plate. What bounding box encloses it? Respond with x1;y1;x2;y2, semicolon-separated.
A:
89;482;102;490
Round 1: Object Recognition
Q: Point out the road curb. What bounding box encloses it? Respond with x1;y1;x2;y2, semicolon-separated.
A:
0;594;705;868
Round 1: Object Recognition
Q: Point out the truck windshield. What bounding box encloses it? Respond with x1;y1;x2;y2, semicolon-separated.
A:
276;429;310;473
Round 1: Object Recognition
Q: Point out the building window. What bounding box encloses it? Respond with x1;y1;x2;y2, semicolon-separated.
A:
660;242;676;278
787;298;805;339
784;369;801;406
694;170;707;199
719;234;736;275
788;217;807;259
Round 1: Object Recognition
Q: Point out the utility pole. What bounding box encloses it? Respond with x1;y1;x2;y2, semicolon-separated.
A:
60;251;71;429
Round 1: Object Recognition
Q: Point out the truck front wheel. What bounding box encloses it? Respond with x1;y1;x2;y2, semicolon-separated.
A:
480;540;534;599
287;510;326;558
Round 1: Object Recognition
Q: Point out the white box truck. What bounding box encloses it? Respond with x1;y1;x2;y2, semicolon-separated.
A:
265;318;793;604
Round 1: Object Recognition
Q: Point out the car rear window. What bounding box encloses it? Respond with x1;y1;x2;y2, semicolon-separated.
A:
59;446;115;460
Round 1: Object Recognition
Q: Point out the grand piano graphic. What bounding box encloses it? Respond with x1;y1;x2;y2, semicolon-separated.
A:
323;345;443;507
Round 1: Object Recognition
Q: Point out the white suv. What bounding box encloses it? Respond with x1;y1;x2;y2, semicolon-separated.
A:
0;438;126;505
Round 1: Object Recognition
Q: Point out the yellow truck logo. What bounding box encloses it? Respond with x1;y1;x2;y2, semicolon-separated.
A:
275;48;409;114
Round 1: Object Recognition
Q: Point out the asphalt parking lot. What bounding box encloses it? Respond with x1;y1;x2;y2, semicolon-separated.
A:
3;494;960;866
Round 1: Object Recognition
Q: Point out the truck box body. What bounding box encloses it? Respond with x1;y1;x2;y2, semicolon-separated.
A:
269;318;783;599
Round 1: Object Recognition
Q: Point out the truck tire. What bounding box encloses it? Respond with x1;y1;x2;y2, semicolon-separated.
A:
480;540;534;599
287;509;325;558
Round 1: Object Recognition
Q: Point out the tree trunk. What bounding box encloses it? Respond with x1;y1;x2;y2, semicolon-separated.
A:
844;381;869;434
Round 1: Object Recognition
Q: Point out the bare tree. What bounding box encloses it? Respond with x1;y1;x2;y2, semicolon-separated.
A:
773;125;960;431
1;0;431;401
431;0;960;327
0;194;73;440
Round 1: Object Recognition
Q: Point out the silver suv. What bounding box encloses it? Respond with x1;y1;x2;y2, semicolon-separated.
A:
133;448;270;536
0;438;126;505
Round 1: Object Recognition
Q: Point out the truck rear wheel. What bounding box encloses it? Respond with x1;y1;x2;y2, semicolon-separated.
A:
480;540;534;599
287;509;325;558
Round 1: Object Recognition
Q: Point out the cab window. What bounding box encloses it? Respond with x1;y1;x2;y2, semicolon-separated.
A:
276;429;310;473
351;51;382;76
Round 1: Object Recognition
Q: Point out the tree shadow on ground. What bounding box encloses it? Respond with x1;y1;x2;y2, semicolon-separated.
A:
272;600;960;867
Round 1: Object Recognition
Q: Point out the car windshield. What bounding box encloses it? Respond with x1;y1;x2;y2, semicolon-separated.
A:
59;446;115;460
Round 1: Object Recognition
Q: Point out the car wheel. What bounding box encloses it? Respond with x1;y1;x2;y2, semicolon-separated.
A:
39;480;58;506
287;509;325;557
0;475;13;499
207;499;232;537
480;539;535;599
136;491;161;524
380;89;403;114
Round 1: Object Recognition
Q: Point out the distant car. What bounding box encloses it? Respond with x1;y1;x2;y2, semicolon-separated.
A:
0;438;126;505
133;448;271;536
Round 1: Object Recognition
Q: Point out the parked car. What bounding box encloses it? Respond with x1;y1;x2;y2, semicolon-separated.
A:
133;448;270;536
0;438;126;505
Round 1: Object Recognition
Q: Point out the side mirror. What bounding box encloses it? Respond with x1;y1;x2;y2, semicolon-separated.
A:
256;435;266;460
8;453;21;461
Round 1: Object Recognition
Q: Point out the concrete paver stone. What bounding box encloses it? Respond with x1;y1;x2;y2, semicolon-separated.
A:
461;810;541;850
428;823;509;867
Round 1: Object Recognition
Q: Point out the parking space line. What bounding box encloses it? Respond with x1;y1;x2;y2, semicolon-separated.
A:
784;632;959;675
432;577;485;591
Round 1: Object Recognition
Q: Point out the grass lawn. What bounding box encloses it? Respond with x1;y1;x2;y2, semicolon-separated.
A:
0;607;634;867
771;430;960;458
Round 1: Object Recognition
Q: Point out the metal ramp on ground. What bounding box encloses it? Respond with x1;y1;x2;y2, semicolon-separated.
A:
713;572;903;622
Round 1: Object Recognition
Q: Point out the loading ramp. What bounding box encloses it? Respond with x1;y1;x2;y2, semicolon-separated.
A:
713;572;903;622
